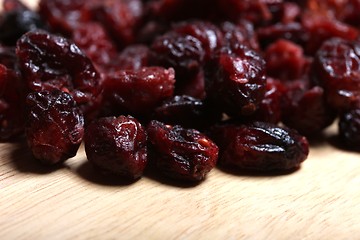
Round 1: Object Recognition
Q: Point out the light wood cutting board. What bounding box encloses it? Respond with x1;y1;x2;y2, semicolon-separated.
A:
1;1;360;239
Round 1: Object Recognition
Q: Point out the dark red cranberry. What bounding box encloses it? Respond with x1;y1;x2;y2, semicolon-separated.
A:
339;107;360;149
173;21;223;61
147;120;219;181
153;95;221;129
0;64;26;140
150;32;205;81
220;20;259;51
16;30;102;121
102;67;175;117
312;37;360;111
84;115;147;179
93;0;144;48
71;22;117;69
26;90;84;165
205;44;266;117
210;121;309;172
282;82;336;137
3;0;28;12
265;39;308;81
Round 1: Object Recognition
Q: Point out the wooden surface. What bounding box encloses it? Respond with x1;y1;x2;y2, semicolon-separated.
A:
1;1;360;239
1;129;360;240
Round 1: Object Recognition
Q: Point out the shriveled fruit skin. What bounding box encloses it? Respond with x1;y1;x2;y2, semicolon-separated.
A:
210;122;309;172
147;120;219;181
26;90;84;165
312;37;360;111
205;44;266;117
102;67;175;117
84;115;147;179
16;30;102;121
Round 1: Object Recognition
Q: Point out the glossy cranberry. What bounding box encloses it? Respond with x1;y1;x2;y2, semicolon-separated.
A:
26;90;84;164
210;121;309;172
150;32;205;81
102;67;175;117
205;44;266;117
312;37;360;110
16;30;102;120
84;115;147;179
173;21;223;61
220;20;259;51
0;64;26;140
147;120;219;181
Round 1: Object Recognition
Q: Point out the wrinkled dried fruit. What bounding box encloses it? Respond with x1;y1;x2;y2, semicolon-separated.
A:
26;90;84;164
210;121;309;171
102;67;175;117
338;107;360;149
147;120;218;181
84;115;147;179
205;44;266;117
16;30;102;120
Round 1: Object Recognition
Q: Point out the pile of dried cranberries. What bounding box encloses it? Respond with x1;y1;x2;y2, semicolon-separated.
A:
1;0;359;182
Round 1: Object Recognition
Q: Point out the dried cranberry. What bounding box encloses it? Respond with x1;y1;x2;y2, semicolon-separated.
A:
84;115;147;179
150;32;205;81
16;30;102;120
210;121;309;172
205;44;266;117
220;20;259;51
3;0;28;12
26;90;84;164
339;107;360;149
282;82;336;137
174;69;206;99
0;64;26;140
265;39;308;81
173;21;223;61
102;67;175;117
312;37;360;110
153;95;221;129
147;120;218;181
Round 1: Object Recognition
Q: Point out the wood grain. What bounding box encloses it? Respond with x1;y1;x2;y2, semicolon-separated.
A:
1;1;360;239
